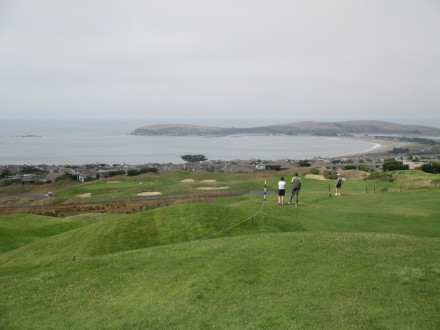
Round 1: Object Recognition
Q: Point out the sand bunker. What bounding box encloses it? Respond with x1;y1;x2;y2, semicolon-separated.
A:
305;174;327;180
180;179;217;183
179;179;195;182
106;181;121;183
136;192;162;196
196;187;228;190
76;193;91;198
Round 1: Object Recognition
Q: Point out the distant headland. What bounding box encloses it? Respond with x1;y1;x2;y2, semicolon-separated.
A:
130;120;440;137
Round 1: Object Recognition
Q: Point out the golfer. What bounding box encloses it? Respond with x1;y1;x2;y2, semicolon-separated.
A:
289;173;302;206
278;177;286;205
335;173;343;195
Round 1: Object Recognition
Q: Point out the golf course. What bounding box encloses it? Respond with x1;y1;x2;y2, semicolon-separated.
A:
1;169;439;329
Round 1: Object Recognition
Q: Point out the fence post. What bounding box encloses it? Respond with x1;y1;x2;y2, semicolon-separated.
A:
264;180;266;201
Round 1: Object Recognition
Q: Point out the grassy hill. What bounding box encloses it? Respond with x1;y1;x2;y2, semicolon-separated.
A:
0;214;89;253
1;170;439;328
130;120;440;136
1;233;439;329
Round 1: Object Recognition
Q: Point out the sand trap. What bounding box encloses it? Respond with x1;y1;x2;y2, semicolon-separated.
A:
200;180;217;183
136;192;162;196
305;174;327;180
106;181;121;183
76;193;91;197
179;179;195;182
196;187;228;190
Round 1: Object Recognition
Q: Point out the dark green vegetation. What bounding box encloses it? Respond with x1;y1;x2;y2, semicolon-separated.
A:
1;170;439;329
181;154;208;162
383;160;409;172
422;162;440;174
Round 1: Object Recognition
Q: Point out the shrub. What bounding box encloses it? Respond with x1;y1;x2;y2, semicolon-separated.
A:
310;168;320;175
343;164;357;170
421;162;440;174
382;161;409;172
109;170;126;177
0;179;12;186
127;168;158;176
0;169;12;178
298;160;311;167
324;170;339;180
364;172;394;182
55;173;77;182
389;147;410;154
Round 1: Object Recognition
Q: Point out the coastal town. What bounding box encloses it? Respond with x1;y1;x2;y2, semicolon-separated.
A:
1;135;439;186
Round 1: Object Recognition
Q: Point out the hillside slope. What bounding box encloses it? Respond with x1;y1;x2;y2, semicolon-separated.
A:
2;187;439;269
0;214;88;253
130;120;440;136
1;232;439;329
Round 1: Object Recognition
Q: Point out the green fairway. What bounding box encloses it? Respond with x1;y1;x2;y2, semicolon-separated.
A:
1;233;439;329
0;214;88;253
1;170;439;329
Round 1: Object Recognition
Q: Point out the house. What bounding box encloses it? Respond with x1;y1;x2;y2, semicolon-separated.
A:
76;170;98;182
223;165;256;173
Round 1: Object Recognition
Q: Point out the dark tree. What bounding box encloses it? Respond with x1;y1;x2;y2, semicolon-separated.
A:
421;162;440;174
298;160;311;167
181;154;207;163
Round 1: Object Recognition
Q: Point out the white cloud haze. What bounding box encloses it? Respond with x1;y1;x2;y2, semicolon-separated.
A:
1;0;439;124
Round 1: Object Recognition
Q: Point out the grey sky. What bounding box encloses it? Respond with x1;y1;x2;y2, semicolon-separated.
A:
1;0;439;124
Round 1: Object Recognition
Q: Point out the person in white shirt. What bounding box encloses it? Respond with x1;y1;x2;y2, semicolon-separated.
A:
335;173;343;196
278;177;286;205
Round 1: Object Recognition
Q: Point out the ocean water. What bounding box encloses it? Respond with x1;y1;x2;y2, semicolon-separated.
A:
0;119;381;165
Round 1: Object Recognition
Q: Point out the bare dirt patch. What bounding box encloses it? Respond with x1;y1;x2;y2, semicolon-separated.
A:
200;180;217;183
196;187;228;190
179;179;195;183
76;193;91;198
136;192;162;196
305;174;327;180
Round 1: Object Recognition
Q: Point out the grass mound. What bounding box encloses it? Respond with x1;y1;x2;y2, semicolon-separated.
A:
0;198;272;268
1;232;439;329
0;214;87;253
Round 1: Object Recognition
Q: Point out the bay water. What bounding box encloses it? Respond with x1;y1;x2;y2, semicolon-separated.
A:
0;119;382;165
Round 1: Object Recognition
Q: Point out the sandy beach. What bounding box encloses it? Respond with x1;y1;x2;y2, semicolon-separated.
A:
338;137;417;156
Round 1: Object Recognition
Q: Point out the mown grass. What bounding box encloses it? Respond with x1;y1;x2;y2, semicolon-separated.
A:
1;233;439;329
1;170;440;329
0;214;88;253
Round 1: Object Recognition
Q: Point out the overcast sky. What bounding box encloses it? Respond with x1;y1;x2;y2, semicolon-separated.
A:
1;0;439;125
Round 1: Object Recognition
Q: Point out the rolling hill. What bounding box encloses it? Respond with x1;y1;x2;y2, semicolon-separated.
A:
1;171;439;329
130;120;440;136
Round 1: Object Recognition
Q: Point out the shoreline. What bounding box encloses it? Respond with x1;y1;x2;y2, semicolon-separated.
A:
337;136;416;157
